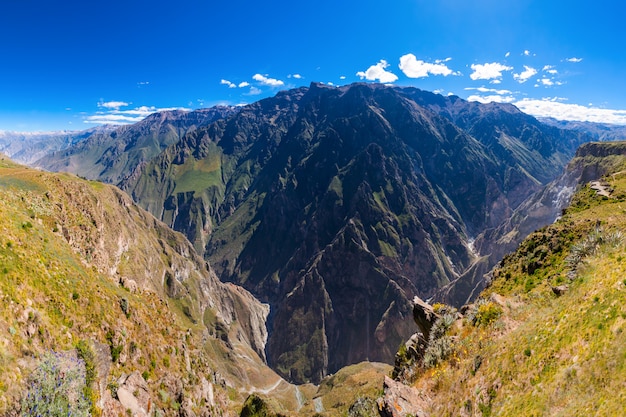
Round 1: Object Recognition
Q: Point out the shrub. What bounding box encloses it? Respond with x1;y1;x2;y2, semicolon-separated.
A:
423;312;456;368
466;299;502;327
474;302;502;327
21;351;91;417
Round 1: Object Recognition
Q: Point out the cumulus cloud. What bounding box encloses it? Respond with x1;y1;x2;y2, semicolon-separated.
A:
465;87;513;95
339;75;346;80
85;105;190;125
238;81;250;88
524;50;530;56
469;62;513;81
398;54;459;78
543;65;558;74
467;94;515;104
515;98;626;125
514;65;538;83
220;79;237;88
356;60;398;83
288;74;303;79
505;52;511;58
247;86;262;95
540;78;554;86
566;57;583;63
253;74;285;87
98;101;129;109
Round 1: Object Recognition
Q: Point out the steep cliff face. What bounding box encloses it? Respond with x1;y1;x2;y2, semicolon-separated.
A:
121;83;589;383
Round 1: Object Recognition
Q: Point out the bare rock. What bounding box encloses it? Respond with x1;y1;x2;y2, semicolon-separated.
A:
378;376;430;417
552;285;569;296
412;296;439;341
120;276;139;293
116;371;152;417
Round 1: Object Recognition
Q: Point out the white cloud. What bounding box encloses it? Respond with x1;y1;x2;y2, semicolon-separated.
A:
398;54;459;78
247;86;262;95
238;81;250;88
98;101;129;109
566;57;583;63
542;65;558;74
505;52;511;58
513;65;538;83
85;105;190;125
339;75;346;80
469;62;513;81
289;74;303;79
220;79;237;88
539;78;554;86
467;94;515;104
465;87;513;95
515;98;626;125
253;74;285;87
356;60;398;83
524;50;530;56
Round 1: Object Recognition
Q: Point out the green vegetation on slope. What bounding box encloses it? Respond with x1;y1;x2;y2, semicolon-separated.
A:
393;154;626;416
0;157;276;416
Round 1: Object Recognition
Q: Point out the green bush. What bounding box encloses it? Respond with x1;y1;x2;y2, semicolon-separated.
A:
423;312;456;368
21;350;91;417
475;302;502;327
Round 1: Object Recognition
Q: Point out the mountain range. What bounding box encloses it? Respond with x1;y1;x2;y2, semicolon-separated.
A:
32;82;593;384
3;82;626;415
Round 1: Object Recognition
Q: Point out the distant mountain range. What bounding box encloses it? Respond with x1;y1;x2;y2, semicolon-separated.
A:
23;83;611;384
0;126;115;164
32;106;238;184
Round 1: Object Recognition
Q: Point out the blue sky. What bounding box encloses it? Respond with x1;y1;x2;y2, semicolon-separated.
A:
1;0;625;131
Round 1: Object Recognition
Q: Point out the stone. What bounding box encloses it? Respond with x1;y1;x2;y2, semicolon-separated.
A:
552;285;569;296
413;296;439;342
120;276;139;293
116;371;152;417
378;376;430;417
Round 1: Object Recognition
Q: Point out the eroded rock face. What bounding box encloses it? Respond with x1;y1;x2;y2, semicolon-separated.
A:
116;372;152;417
47;178;270;362
412;297;440;342
377;376;430;417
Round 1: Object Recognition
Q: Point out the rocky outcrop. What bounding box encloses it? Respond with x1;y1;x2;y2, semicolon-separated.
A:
412;297;440;341
378;376;430;417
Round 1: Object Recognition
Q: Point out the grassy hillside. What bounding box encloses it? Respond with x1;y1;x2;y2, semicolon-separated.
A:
0;156;280;415
391;147;626;415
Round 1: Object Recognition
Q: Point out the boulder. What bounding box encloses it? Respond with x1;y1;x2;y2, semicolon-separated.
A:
552;285;569;296
115;371;152;417
377;376;430;417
